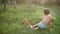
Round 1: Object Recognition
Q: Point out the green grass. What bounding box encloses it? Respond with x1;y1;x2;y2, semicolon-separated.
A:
0;4;60;34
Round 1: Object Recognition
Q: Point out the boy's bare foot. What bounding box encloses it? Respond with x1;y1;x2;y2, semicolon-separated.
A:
22;18;29;26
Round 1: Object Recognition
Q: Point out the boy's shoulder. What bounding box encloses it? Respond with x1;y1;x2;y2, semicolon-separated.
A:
48;15;51;17
48;15;51;18
48;15;51;16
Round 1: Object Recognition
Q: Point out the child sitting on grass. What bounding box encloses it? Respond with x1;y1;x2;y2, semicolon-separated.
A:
23;8;51;30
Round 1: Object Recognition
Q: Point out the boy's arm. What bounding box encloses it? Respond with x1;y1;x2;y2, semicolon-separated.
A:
36;17;43;23
47;15;51;30
40;18;43;20
39;16;43;21
48;22;51;29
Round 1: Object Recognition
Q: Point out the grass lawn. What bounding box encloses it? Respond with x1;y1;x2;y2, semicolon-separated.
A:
0;4;60;34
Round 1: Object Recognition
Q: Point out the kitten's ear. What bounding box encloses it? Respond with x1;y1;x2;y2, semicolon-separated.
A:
22;19;24;24
22;18;26;24
22;18;29;25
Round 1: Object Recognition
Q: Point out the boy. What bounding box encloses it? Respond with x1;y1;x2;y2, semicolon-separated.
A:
23;8;51;29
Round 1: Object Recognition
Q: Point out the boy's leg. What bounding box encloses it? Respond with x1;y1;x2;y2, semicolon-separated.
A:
23;18;39;29
32;24;38;28
29;24;39;29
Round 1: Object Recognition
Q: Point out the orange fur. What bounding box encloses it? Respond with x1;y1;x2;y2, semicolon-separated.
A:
22;18;29;25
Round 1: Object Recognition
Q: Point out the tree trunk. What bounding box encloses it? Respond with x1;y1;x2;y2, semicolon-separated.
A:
3;0;7;11
39;0;45;5
14;0;16;9
27;0;32;12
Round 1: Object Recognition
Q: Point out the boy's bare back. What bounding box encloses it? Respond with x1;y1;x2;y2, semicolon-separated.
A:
41;15;51;25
